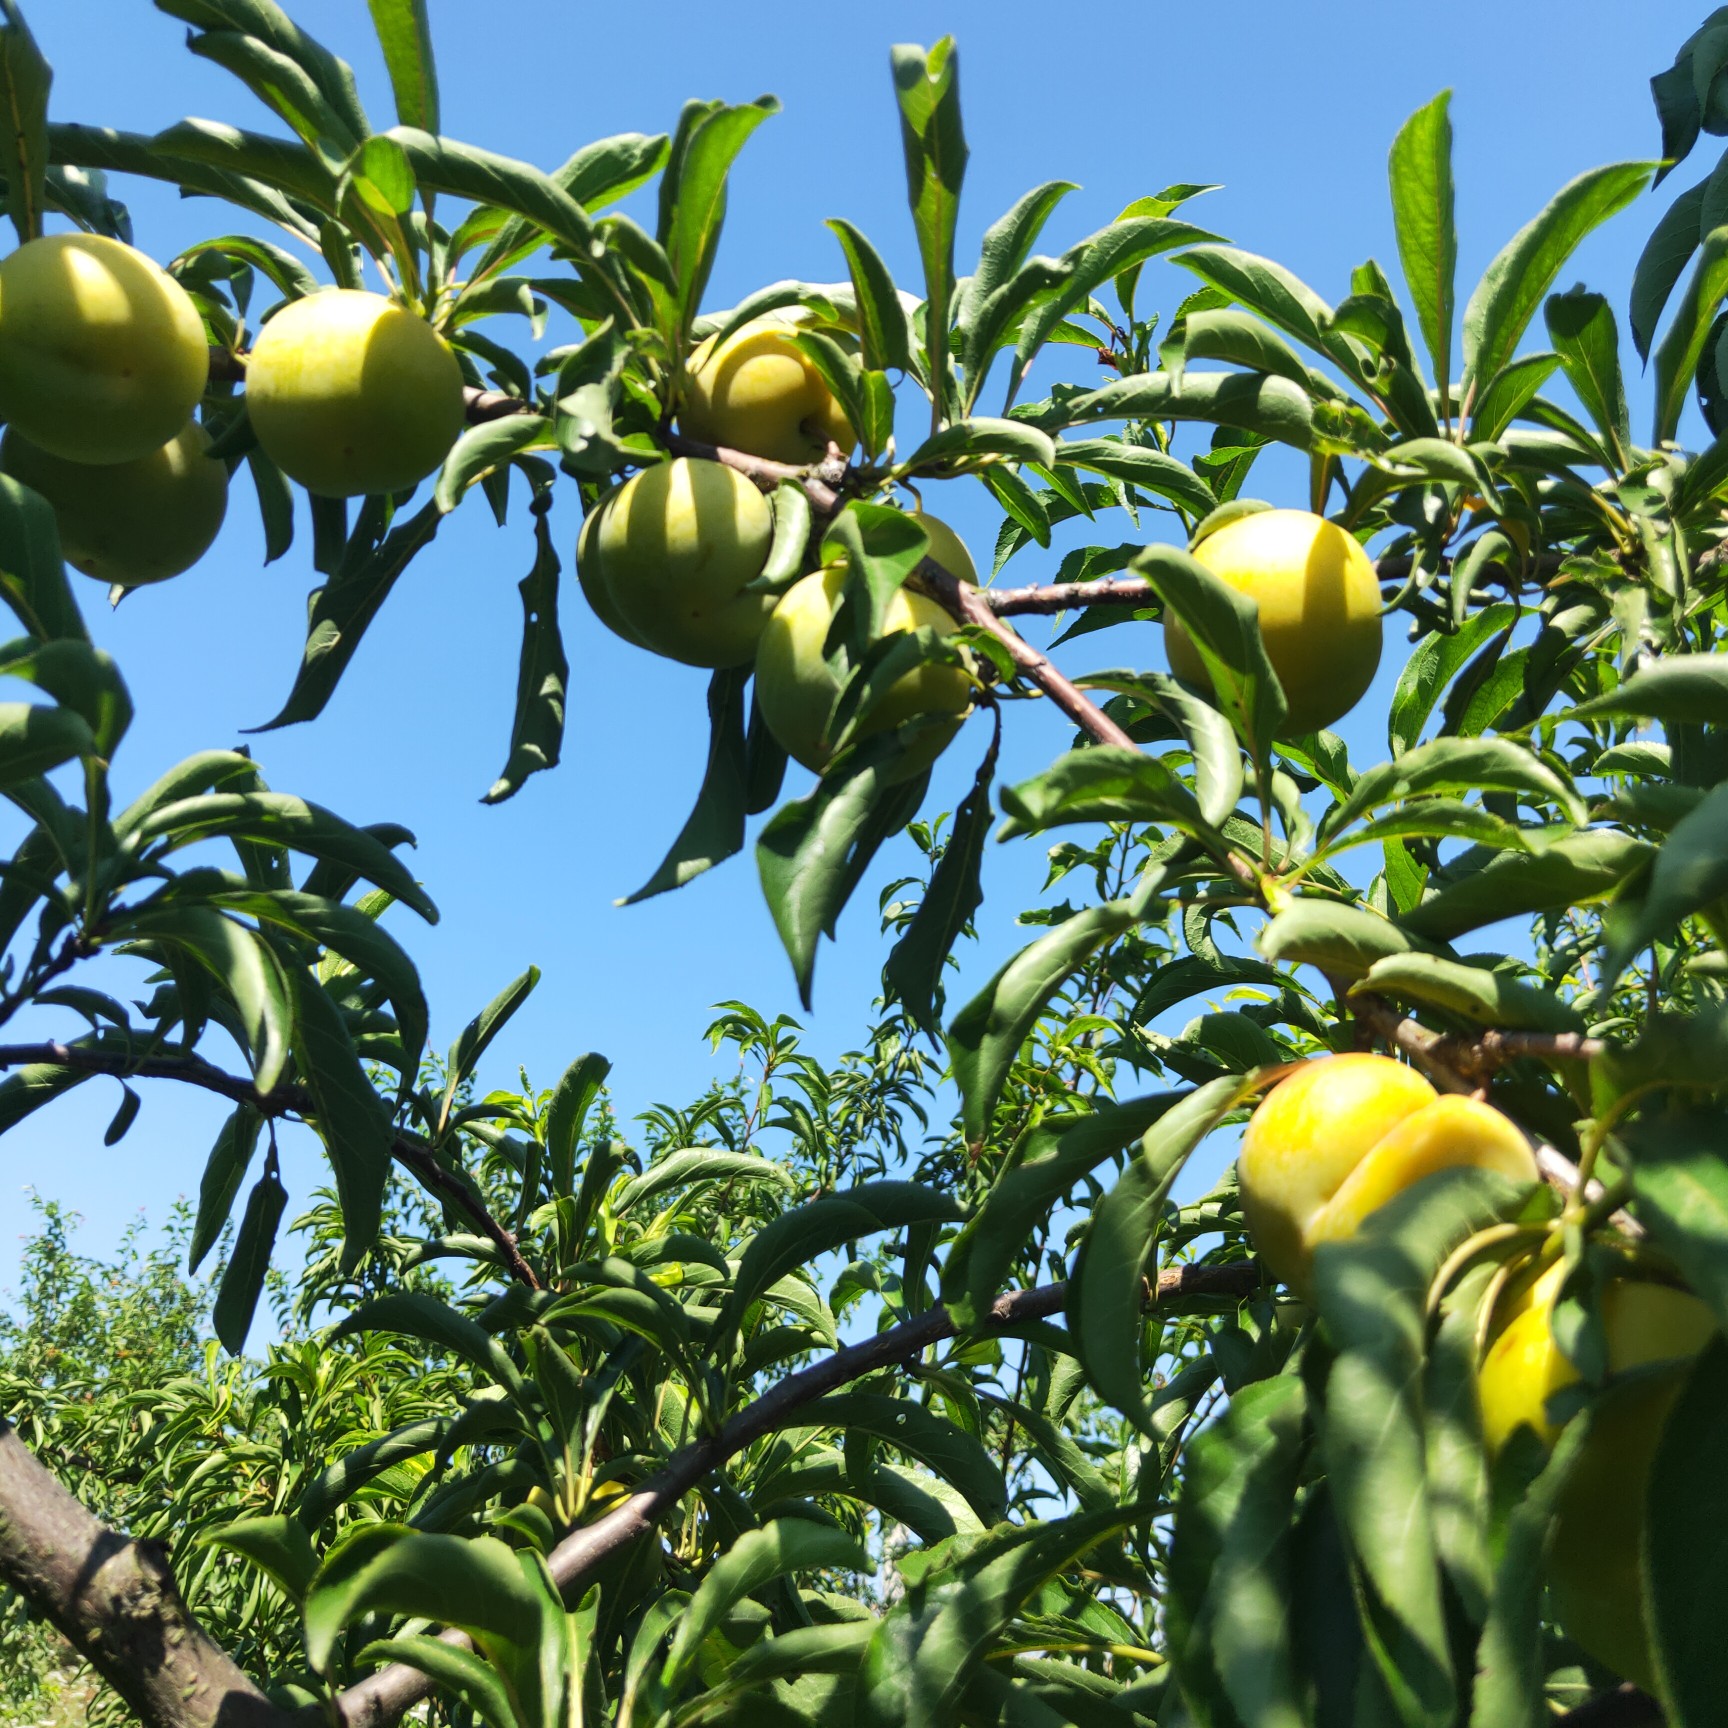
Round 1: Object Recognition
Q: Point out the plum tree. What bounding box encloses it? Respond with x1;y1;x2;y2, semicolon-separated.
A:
0;421;226;586
578;457;776;666
678;321;855;465
754;512;975;775
0;232;208;464
1164;508;1383;734
243;290;465;497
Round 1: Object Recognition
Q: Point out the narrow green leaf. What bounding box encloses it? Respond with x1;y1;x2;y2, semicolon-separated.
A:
1632;178;1707;361
484;500;566;805
828;217;914;375
0;702;95;787
190;1103;261;1273
1544;288;1629;459
0;1;52;246
1388;605;1515;756
365;0;438;133
201;1512;317;1606
213;1167;285;1355
544;1050;609;1199
1388;92;1456;415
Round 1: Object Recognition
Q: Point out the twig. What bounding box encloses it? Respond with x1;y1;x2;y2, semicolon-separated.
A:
329;1261;1260;1726
0;1043;543;1291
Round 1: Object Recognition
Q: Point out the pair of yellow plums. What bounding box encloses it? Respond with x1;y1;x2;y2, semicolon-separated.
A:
1242;1053;1713;1694
0;232;466;586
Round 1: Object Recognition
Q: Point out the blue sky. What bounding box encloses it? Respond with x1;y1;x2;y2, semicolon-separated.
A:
1;0;1708;1290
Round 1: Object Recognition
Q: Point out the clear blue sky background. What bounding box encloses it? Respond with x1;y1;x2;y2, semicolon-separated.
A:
1;0;1708;1298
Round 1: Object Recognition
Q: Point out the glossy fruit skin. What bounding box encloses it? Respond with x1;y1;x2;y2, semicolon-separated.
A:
1;421;227;586
678;323;855;465
245;290;465;498
0;233;210;465
580;457;775;668
754;512;975;777
574;491;649;649
1164;508;1382;735
1238;1055;1538;1298
1479;1273;1716;1692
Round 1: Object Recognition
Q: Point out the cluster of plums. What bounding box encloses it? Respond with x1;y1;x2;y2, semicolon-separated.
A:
1240;1054;1714;1692
0;231;464;587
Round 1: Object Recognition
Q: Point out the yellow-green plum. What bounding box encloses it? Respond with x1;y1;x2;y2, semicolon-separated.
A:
0;233;210;465
1;421;227;587
580;457;775;668
1164;508;1382;735
575;492;650;650
245;290;465;497
678;322;854;466
754;512;975;777
1237;1054;1537;1298
1479;1266;1716;1693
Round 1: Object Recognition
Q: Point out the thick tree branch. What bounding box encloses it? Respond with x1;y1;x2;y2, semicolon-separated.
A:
329;1261;1260;1725
0;1419;290;1728
0;1043;543;1292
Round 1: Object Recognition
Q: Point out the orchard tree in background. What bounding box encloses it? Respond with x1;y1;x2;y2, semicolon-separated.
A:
6;1;1728;1724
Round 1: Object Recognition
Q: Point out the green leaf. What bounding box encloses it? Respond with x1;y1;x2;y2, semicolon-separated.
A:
1400;830;1649;942
0;1;51;246
891;38;967;416
711;1183;961;1360
1461;162;1651;401
0;637;132;758
613;1147;795;1215
365;0;437;133
544;1050;609;1199
1632;177;1707;361
622;666;749;904
949;901;1137;1146
1569;653;1728;724
484;500;566;805
289;967;393;1268
1388;92;1455;414
0;473;86;645
1079;669;1246;827
801;1395;1006;1525
954;178;1076;392
660;1520;867;1696
442;967;538;1119
1544;288;1629;459
133;791;438;923
0;702;95;787
350;1636;518;1728
1649;1337;1728;1718
884;735;996;1035
213;1166;286;1355
1055;439;1217;518
1258;900;1416;980
1068;1076;1256;1433
998;744;1206;839
1312;1169;1533;1728
827;218;914;376
1352;953;1582;1034
1136;541;1287;758
757;740;928;1009
658;97;779;334
201;1512;317;1606
1387;605;1515;756
1167;1376;1309;1728
333;1290;524;1391
1624;1111;1728;1336
434;416;549;514
190;1103;261;1273
0;1057;89;1134
1654;226;1728;444
1027;369;1315;451
902;417;1056;475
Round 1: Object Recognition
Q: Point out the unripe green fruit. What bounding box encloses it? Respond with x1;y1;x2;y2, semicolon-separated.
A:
1164;508;1382;736
0;233;210;465
755;512;975;777
1;421;227;587
679;322;855;466
245;290;465;498
574;493;649;649
580;457;776;667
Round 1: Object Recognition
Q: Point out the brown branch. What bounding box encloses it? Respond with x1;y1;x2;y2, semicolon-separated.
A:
330;1261;1260;1725
0;1043;543;1292
0;1419;291;1728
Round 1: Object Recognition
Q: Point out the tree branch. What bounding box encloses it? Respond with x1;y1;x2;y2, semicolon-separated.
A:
329;1261;1260;1725
0;1043;543;1292
0;1418;291;1728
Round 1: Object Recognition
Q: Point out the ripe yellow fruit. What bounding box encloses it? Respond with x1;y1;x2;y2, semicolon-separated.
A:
245;290;465;497
1;422;227;587
1164;508;1382;735
1238;1054;1537;1297
579;457;776;667
678;322;854;466
575;493;649;649
754;512;975;776
1479;1269;1715;1692
0;233;210;465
